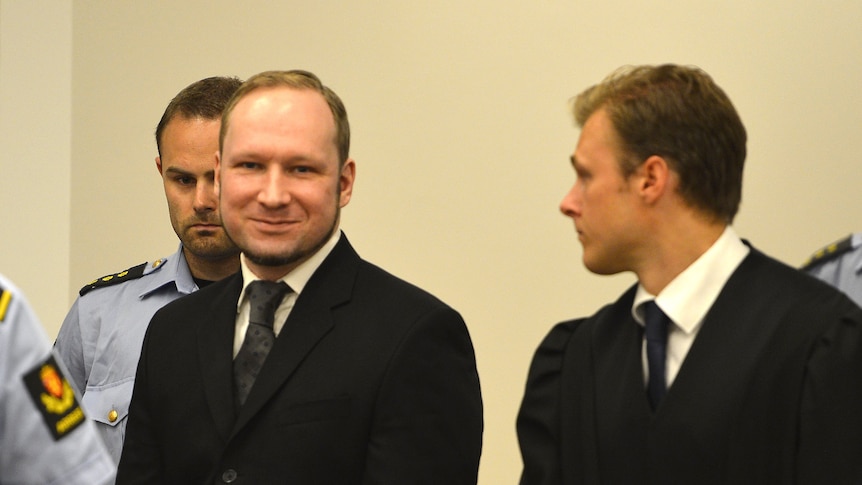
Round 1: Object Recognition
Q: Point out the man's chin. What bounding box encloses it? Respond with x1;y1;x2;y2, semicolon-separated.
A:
582;258;623;276
245;251;303;268
182;237;238;259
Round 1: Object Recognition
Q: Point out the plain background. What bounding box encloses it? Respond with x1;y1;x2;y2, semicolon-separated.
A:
1;1;860;482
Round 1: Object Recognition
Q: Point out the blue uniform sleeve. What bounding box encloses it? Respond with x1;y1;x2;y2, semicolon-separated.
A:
0;274;115;485
54;297;89;394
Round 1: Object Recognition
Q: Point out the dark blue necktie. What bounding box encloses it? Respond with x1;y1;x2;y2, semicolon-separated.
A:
643;300;670;410
233;280;290;408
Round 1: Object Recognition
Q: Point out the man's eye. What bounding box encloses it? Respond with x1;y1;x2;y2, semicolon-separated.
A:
176;176;194;186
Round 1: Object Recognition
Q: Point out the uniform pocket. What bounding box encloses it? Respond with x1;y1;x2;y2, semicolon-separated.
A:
82;378;134;427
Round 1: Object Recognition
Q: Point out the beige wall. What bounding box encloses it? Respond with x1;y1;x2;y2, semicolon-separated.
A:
0;1;72;329
2;1;861;483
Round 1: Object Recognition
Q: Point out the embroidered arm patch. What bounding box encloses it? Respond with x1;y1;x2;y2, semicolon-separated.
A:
0;286;11;322
22;354;86;440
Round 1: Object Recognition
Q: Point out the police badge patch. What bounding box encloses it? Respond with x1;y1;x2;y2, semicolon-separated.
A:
0;285;11;322
22;355;86;440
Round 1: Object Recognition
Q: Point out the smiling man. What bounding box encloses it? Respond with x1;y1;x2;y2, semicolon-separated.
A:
517;64;862;484
54;76;242;465
116;70;483;484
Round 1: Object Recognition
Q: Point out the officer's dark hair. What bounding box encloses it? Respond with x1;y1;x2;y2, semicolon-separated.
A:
572;64;747;224
219;70;350;166
155;76;243;157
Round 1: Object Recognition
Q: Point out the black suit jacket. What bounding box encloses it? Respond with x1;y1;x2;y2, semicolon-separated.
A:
117;235;483;484
518;247;862;484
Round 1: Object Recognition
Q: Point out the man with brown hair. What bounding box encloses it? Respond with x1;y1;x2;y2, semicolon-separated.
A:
517;64;862;484
55;76;242;464
117;70;482;484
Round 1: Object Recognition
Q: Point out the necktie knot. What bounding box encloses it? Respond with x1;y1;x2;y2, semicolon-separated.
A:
644;300;670;344
643;300;670;410
246;280;290;328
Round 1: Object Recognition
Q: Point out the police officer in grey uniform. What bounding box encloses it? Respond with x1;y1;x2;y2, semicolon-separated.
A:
803;232;862;307
0;272;114;484
53;76;242;463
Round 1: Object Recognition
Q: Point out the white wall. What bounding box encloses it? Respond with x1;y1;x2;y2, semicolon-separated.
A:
0;0;71;331
3;1;861;483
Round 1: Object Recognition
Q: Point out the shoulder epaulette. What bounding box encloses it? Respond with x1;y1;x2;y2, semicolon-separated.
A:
79;259;166;296
801;235;853;270
0;285;12;322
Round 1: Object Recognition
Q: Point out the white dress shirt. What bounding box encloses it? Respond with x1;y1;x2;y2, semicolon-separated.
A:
632;226;750;387
233;229;342;357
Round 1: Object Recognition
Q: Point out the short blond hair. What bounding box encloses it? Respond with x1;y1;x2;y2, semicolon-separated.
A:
572;64;747;223
220;70;350;165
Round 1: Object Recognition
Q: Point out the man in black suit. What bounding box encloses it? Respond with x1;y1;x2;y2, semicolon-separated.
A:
117;70;483;484
517;64;862;484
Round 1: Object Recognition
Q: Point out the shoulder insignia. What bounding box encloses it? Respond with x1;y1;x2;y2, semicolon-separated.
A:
0;285;11;322
22;354;86;440
79;262;149;296
801;235;853;270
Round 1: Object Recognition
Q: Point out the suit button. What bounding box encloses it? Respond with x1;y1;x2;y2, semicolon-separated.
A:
222;469;238;483
107;410;118;423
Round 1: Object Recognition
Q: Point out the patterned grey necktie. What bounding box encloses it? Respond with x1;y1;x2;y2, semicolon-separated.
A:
233;280;290;408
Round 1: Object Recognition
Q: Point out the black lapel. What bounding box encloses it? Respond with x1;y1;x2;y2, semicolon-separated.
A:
588;285;652;477
231;236;358;434
197;273;244;441
651;249;790;468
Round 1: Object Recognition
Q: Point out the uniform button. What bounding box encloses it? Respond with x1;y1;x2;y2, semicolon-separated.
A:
222;469;238;483
108;410;118;423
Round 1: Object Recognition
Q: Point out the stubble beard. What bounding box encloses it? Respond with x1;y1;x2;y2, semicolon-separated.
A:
184;234;240;261
177;218;240;262
242;208;340;268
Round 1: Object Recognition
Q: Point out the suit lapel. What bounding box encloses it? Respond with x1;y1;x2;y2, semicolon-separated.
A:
591;286;649;414
588;287;652;470
197;273;244;441
656;249;789;445
231;237;358;433
561;248;797;480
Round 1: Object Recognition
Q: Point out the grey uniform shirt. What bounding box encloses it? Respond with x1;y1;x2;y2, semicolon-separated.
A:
803;232;862;307
0;272;114;484
54;244;199;463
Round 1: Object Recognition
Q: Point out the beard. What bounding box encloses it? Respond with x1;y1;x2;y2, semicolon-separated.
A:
183;233;239;260
241;210;340;268
176;215;239;261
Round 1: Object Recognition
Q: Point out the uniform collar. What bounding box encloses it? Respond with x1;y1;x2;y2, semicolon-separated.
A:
852;232;862;275
137;243;197;298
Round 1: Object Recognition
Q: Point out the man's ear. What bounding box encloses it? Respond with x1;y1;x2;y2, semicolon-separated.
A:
639;155;670;204
338;158;356;208
214;150;221;197
156;156;163;175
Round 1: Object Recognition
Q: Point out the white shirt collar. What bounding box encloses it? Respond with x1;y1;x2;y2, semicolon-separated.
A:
237;228;342;311
633;226;750;333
